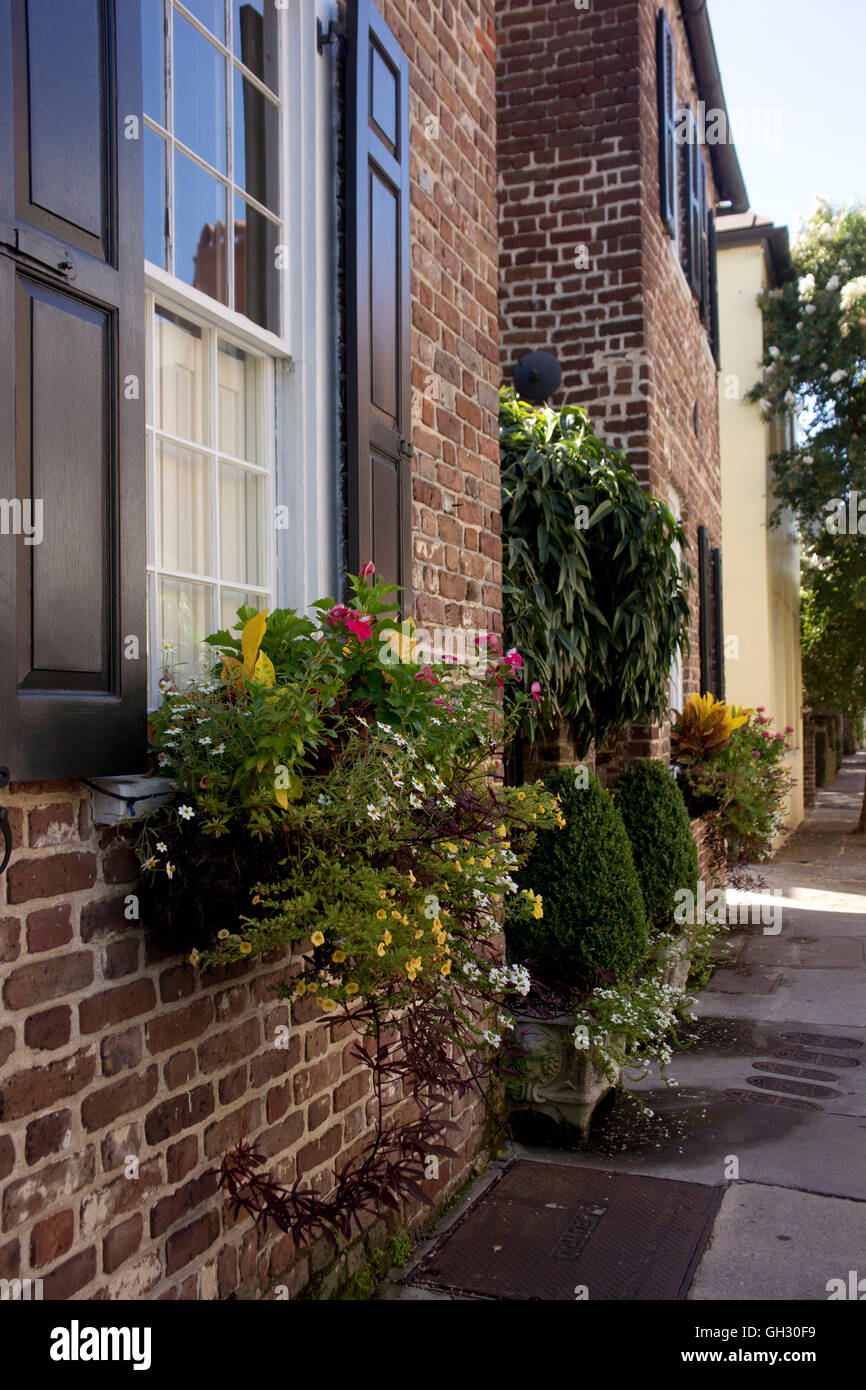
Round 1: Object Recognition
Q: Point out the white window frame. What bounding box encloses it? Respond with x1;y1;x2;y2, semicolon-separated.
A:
142;0;339;700
668;487;685;722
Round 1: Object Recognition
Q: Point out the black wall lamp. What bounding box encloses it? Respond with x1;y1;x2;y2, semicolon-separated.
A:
513;350;562;404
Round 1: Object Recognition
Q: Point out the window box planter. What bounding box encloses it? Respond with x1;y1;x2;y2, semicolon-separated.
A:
506;1010;621;1143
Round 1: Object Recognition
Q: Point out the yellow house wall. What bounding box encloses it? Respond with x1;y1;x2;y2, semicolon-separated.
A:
718;242;804;837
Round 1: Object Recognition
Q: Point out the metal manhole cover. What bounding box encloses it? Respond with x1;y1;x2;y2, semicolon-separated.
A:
781;1032;863;1050
772;1046;859;1068
752;1060;840;1083
747;1075;840;1099
407;1162;721;1301
724;1087;821;1112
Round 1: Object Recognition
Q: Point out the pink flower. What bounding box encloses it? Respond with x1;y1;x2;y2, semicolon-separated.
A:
756;706;766;712
530;681;542;703
414;664;439;685
345;614;374;642
325;603;350;627
359;561;375;577
502;648;523;670
785;725;794;733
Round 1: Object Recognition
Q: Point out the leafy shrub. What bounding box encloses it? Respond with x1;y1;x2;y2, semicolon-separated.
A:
815;727;830;786
615;759;699;936
507;769;648;992
500;389;690;756
682;710;795;863
670;693;748;765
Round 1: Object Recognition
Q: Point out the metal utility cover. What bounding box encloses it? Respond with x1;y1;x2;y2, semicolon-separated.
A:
408;1162;722;1301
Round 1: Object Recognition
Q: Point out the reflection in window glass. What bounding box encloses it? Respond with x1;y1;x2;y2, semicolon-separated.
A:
221;588;267;631
173;10;226;173
175;151;228;304
235;197;280;334
143;127;167;268
233;70;280;214
159;576;212;685
219;463;265;587
141;0;165;124
157;443;213;575
181;0;225;42
233;0;279;91
218;340;259;462
154;308;209;445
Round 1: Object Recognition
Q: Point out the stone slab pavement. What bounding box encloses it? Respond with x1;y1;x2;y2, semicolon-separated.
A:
380;753;866;1301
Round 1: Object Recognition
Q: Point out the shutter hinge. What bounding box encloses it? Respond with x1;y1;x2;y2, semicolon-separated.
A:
316;17;343;53
398;436;414;461
0;219;76;280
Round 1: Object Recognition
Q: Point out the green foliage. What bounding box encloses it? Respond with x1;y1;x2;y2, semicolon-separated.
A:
815;727;830;786
507;769;649;992
499;389;691;756
680;711;795;864
615;759;699;936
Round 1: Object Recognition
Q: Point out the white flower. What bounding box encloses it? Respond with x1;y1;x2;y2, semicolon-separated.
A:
155;841;167;853
759;398;772;414
798;273;815;297
178;805;195;820
767;345;780;359
784;390;796;406
162;642;178;654
826;275;840;290
366;803;382;821
804;304;816;314
212;743;225;755
409;793;423;809
830;368;847;384
482;1030;501;1047
165;862;176;879
803;454;814;464
142;856;157;871
376;721;392;735
198;736;212;746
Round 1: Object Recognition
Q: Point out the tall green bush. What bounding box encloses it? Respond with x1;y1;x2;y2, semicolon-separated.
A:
615;759;699;936
508;769;648;992
815;727;830;786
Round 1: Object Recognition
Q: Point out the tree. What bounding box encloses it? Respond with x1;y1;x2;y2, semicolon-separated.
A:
750;200;866;828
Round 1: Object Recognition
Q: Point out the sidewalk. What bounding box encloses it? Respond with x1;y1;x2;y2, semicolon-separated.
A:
382;754;866;1300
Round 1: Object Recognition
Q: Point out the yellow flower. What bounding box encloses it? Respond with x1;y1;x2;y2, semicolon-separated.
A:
383;930;392;945
455;861;462;873
332;949;347;963
217;929;229;940
391;910;402;920
239;941;252;955
379;890;388;899
342;643;352;655
307;982;318;994
295;981;307;997
188;949;200;967
318;998;336;1011
433;917;442;931
376;909;387;920
496;824;507;838
251;894;261;905
407;870;416;886
415;929;424;939
377;943;386;957
440;960;451;977
311;930;325;947
517;791;525;801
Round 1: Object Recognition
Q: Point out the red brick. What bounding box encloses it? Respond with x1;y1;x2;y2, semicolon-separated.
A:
6;851;97;903
104;844;140;884
101;1025;142;1077
215;983;249;1021
104;937;140;978
250;1034;300;1087
160;964;196;1003
30;1209;74;1267
80;895;129;941
165;1211;219;1277
3;949;92;1009
28;803;75;848
145;1084;215;1146
25;904;73;952
0;917;20;963
25;1109;71;1164
82;1064;158;1132
334;1071;370;1113
41;1246;97;1299
146;997;214;1054
103;1213;143;1274
255;1110;305;1159
151;1172;218;1239
166;1135;198;1184
0;1048;95;1122
0;1136;13;1182
296;1123;342;1175
217;1241;238;1299
308;1095;330;1129
202;1098;262;1159
0;1237;19;1280
197;1017;260;1075
101;1121;141;1172
79;978;156;1033
219;1065;247;1105
164;1048;196;1089
292;1052;341;1105
2;1148;96;1229
0;1026;13;1068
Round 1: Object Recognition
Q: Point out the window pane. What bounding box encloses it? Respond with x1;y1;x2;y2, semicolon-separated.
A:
217;339;259;461
158;576;213;685
154;307;209;444
180;0;225;42
219;462;265;586
157;441;213;574
233;70;279;214
173;10;226;173
233;0;279;92
143;128;167;268
174;151;228;304
220;587;266;631
142;0;165;124
234;196;279;333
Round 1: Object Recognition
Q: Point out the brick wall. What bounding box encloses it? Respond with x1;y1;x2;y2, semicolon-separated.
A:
0;1;500;1302
497;0;724;762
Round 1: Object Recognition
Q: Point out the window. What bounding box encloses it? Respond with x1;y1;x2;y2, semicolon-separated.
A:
142;0;282;334
657;10;677;239
145;298;274;704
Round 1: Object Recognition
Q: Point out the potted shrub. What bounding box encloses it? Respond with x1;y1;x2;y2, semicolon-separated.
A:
615;758;699;990
504;769;649;1139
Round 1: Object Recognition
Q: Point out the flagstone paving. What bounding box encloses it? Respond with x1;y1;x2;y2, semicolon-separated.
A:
382;753;866;1301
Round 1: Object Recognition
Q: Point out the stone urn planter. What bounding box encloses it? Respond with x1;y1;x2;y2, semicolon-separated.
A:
506;1011;621;1143
658;932;692;991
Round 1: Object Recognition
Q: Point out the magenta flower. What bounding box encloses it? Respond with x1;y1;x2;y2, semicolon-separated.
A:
414;664;439;685
502;648;523;670
346;614;374;642
530;681;542;703
785;725;794;733
359;561;375;577
325;603;350;627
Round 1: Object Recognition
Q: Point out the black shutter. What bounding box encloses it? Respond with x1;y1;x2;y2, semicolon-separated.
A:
712;546;725;701
346;0;412;596
698;155;709;320
686;115;703;301
0;0;146;780
698;524;712;696
656;10;676;239
708;211;721;366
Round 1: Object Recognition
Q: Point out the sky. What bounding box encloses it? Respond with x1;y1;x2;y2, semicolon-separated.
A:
707;0;866;240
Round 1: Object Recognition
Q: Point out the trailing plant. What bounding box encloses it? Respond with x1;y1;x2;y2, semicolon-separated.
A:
500;388;691;755
506;768;648;992
136;567;563;1245
615;759;699;936
569;964;695;1098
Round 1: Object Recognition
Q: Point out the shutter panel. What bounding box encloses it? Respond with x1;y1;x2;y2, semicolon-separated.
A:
712;545;725;701
698;524;712;696
686;115;703;300
0;0;146;780
656;10;676;239
346;0;412;596
698;154;709;320
708;211;721;366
